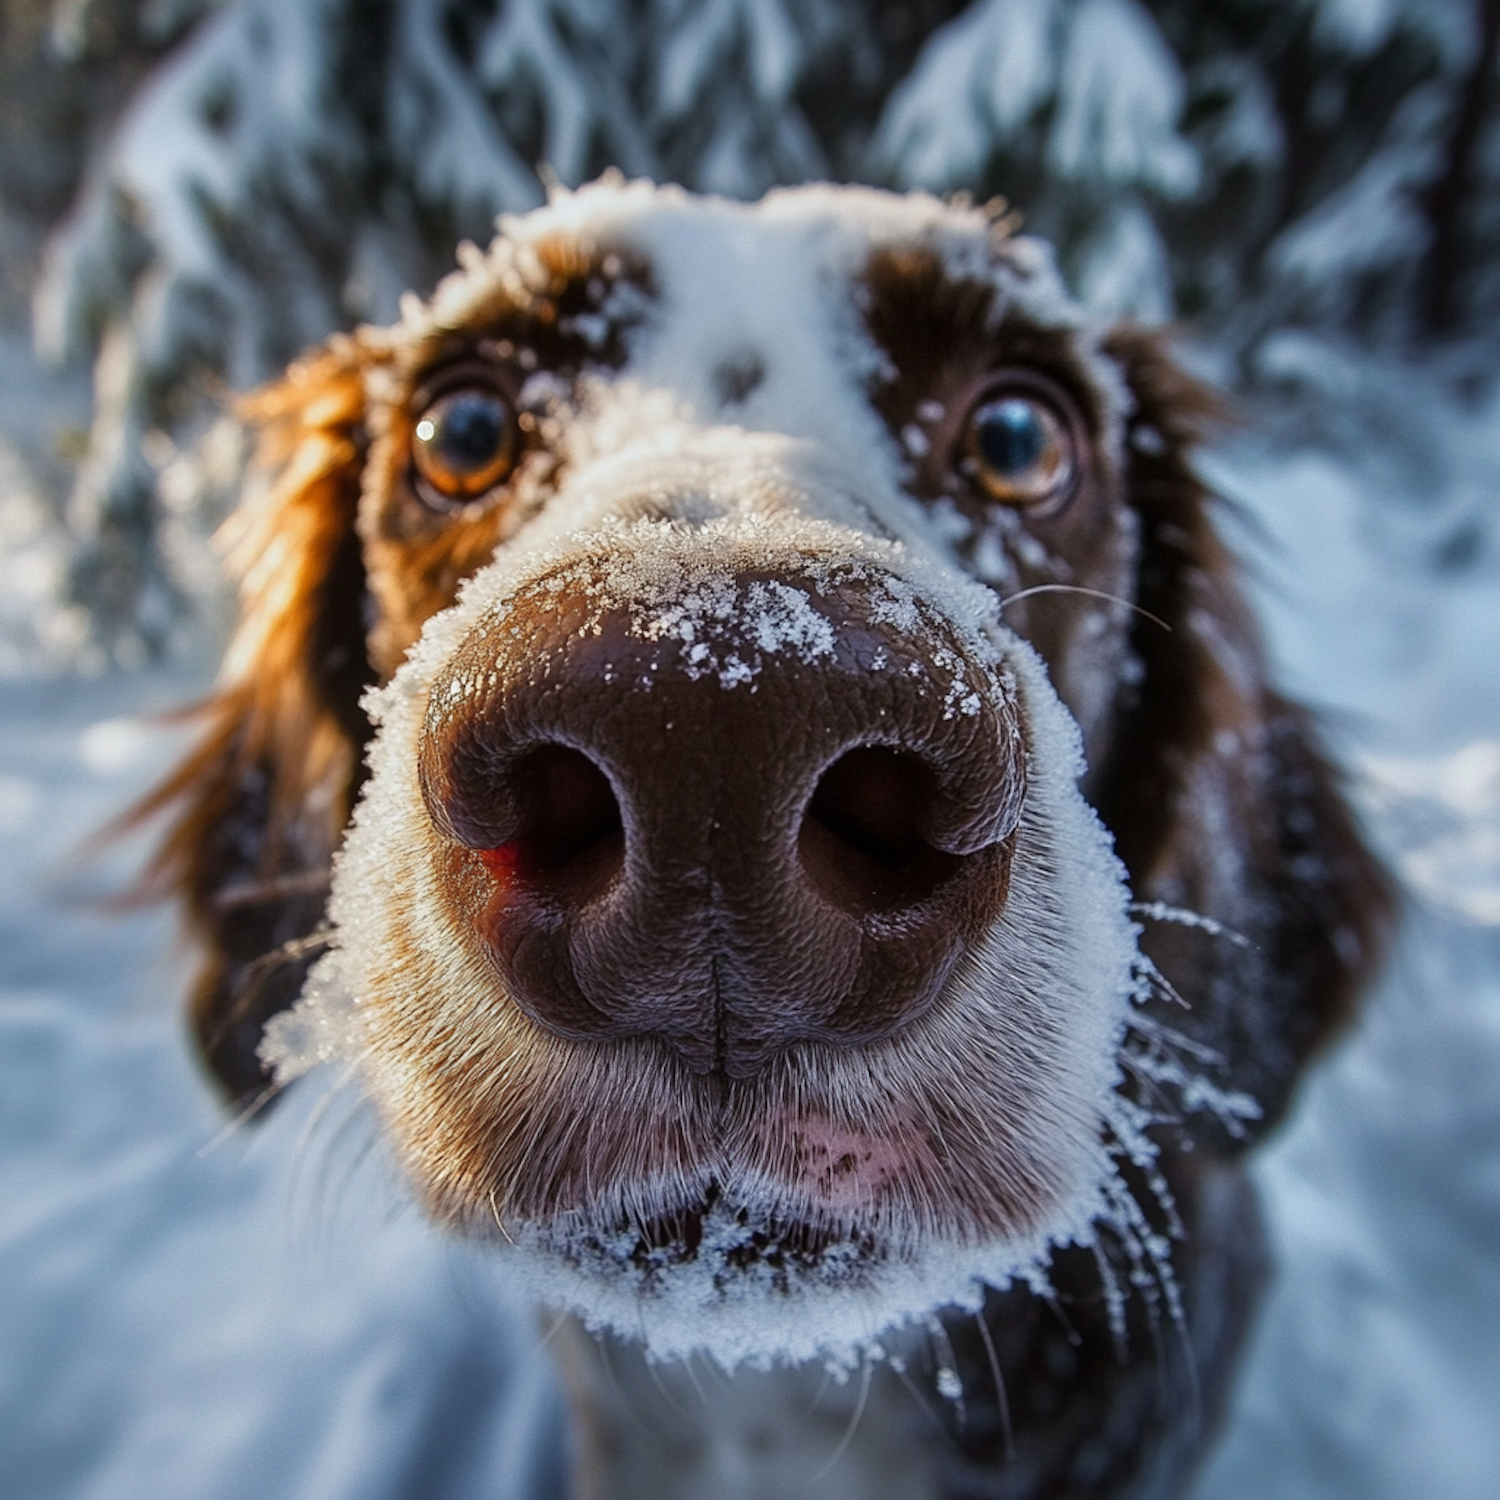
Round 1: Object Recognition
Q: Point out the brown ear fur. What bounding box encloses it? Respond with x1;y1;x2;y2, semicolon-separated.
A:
1096;325;1395;1147
135;341;374;1107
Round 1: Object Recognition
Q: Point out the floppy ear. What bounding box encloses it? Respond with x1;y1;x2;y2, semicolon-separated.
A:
1094;326;1394;1149
136;340;375;1107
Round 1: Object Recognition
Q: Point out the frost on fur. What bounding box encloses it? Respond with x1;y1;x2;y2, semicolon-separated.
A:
255;182;1280;1373
266;605;1168;1371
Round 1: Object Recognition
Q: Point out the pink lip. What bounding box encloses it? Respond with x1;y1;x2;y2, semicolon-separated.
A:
782;1115;915;1212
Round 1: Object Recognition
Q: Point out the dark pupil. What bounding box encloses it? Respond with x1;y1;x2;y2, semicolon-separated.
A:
978;399;1045;474
434;394;504;471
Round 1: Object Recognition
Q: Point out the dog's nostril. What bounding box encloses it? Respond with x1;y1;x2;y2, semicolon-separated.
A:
801;747;963;909
505;744;623;879
458;743;625;900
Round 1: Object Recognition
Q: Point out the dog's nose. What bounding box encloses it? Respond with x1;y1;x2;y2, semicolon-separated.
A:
418;565;1024;1076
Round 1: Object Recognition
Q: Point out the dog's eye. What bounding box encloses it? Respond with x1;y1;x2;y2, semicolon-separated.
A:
412;386;518;504
964;392;1075;507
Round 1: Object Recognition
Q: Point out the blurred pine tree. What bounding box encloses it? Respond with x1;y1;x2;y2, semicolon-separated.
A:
5;0;1495;661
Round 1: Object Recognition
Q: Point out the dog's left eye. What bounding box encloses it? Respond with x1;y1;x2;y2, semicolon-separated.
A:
963;390;1076;508
412;385;518;504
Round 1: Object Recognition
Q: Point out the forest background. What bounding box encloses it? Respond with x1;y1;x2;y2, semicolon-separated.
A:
2;3;1499;1499
2;0;1497;667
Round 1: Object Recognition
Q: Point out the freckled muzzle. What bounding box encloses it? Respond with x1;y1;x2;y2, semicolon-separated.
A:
418;560;1026;1077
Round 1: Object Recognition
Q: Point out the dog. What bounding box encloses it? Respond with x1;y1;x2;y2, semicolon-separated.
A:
141;180;1390;1499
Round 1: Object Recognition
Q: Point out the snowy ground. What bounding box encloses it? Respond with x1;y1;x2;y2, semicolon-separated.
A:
3;383;1500;1497
1193;399;1500;1500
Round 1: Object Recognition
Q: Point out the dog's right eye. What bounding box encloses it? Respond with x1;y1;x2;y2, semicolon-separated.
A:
412;385;518;505
962;389;1076;509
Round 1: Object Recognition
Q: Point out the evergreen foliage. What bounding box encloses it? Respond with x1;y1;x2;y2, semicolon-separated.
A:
11;0;1500;661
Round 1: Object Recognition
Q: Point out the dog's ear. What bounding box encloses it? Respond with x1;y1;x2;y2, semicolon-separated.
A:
135;340;375;1108
1095;326;1394;1148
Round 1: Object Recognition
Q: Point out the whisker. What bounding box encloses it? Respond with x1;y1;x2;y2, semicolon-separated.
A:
213;869;333;910
973;1306;1014;1462
287;1061;368;1237
292;1057;366;1164
534;1308;571;1354
1120;1012;1262;1137
1133;953;1190;1010
1169;1293;1204;1440
1090;1238;1130;1361
679;1349;711;1411
1113;1170;1199;1430
1129;900;1252;948
206;927;334;1062
487;1187;517;1246
1127;1009;1220;1062
1000;583;1171;633
887;1356;949;1440
1118;1053;1186;1124
633;1305;693;1420
698;1350;735;1395
805;1355;873;1486
926;1315;966;1430
1041;1285;1082;1349
597;1333;657;1439
195;1081;283;1157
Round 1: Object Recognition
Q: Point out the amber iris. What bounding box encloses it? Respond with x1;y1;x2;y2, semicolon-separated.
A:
412;386;517;502
966;392;1074;506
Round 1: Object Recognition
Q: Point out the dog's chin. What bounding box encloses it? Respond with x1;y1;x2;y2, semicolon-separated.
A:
523;1187;892;1348
488;1137;1120;1371
536;1184;884;1294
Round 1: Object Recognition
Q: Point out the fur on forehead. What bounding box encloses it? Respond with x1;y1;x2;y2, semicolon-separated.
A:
362;179;1122;430
351;179;1133;566
416;178;1074;326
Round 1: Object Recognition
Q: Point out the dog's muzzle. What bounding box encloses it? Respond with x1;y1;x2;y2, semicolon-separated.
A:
418;555;1026;1077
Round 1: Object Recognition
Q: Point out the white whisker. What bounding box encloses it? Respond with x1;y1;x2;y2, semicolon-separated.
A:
805;1355;873;1486
1129;900;1252;948
1000;583;1171;633
195;1081;282;1157
1133;952;1191;1010
973;1306;1014;1461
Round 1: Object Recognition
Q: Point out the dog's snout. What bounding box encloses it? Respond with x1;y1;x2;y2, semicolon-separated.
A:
419;560;1024;1076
